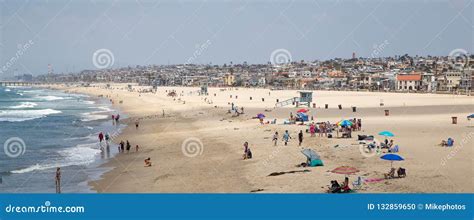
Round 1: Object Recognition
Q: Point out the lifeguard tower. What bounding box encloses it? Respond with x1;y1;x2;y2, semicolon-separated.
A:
200;83;208;95
275;91;313;107
297;91;313;107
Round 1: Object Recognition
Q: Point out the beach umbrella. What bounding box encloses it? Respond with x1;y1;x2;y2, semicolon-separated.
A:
297;108;309;113
257;113;265;119
337;119;353;127
331;166;359;175
467;114;474;119
380;154;404;168
378;131;394;137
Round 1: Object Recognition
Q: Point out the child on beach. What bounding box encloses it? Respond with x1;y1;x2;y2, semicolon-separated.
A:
243;142;252;159
298;130;303;146
283;130;291;146
272;132;279;146
144;158;152;167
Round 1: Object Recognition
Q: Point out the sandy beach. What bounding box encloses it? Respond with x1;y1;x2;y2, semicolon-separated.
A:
43;84;473;193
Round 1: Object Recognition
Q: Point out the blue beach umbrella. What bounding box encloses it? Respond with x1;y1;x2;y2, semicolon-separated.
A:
378;131;394;137
257;113;265;119
380;153;404;167
468;114;474;119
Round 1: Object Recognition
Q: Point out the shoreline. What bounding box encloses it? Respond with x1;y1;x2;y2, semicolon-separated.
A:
41;83;473;193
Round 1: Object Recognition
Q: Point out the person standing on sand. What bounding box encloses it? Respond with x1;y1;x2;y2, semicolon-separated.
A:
55;167;61;194
272;132;279;146
126;140;131;152
136;145;139;152
111;115;115;125
283;130;291;146
135;120;139;129
310;123;316;137
120;140;125;153
298;130;304;146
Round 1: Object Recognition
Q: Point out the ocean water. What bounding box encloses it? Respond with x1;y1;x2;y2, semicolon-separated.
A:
0;86;125;193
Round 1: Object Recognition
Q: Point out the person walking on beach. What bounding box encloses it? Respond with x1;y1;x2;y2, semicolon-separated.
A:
298;130;304;146
272;132;279;146
126;140;131;153
283;130;291;146
111;114;115;125
357;119;362;131
243;142;252;159
120;140;125;153
55;167;61;194
310;123;316;137
105;133;110;147
115;114;120;124
98;132;104;144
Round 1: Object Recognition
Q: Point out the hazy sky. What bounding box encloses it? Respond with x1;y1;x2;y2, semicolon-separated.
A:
0;0;472;76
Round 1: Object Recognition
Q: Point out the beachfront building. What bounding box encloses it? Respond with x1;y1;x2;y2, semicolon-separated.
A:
421;73;436;92
396;73;422;91
223;73;235;86
459;68;472;92
444;71;462;92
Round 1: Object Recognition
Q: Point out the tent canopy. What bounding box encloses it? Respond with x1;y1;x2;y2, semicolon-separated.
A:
301;149;321;161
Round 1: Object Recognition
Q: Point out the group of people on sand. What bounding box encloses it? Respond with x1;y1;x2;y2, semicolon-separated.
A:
111;114;120;125
98;132;112;149
118;140;139;153
271;130;304;146
308;122;333;137
328;177;352;193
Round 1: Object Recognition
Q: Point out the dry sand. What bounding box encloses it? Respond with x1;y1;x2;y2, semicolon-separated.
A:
44;84;473;193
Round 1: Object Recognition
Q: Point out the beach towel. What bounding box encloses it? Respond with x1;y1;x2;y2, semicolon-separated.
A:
364;178;384;183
